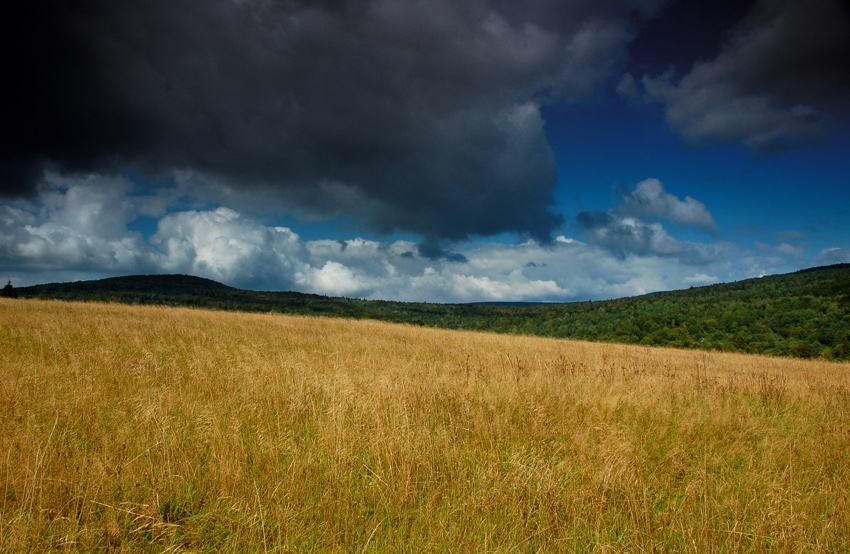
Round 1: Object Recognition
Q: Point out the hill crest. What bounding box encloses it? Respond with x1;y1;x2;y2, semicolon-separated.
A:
15;264;850;360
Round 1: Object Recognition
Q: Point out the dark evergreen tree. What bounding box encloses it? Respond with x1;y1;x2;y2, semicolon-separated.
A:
2;280;17;298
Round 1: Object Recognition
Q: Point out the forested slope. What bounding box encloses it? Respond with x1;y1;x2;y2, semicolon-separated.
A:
15;264;850;360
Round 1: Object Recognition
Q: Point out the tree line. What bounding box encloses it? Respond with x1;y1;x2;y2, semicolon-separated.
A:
13;264;850;360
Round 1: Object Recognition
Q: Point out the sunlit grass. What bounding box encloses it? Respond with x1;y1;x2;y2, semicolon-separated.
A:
1;298;849;552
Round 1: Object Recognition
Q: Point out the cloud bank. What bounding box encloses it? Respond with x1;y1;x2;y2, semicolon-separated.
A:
1;0;666;241
5;175;846;302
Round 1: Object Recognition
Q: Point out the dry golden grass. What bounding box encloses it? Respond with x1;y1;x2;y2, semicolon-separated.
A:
1;298;849;553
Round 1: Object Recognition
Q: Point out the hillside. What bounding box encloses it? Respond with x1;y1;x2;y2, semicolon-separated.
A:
2;299;849;552
15;263;850;360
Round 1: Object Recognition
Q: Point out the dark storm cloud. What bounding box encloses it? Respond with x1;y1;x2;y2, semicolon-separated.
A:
1;0;660;240
576;209;616;231
416;241;468;263
622;0;850;153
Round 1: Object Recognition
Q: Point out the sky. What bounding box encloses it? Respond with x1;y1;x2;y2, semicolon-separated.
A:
2;0;849;303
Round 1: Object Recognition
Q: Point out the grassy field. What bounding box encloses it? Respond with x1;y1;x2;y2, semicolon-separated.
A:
1;299;849;553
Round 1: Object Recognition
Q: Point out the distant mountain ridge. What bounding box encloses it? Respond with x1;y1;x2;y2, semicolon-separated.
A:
16;264;850;360
22;274;235;295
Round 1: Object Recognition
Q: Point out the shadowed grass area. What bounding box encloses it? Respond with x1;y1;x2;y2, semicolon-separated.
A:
2;298;849;552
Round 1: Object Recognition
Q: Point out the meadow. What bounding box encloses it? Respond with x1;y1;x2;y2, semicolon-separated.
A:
1;298;849;553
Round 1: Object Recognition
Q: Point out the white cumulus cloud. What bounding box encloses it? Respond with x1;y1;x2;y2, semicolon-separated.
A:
618;178;719;236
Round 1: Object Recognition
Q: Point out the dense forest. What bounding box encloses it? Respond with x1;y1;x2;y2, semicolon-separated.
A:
14;264;850;360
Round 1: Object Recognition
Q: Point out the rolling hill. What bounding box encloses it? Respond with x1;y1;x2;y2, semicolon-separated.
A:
15;263;850;360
